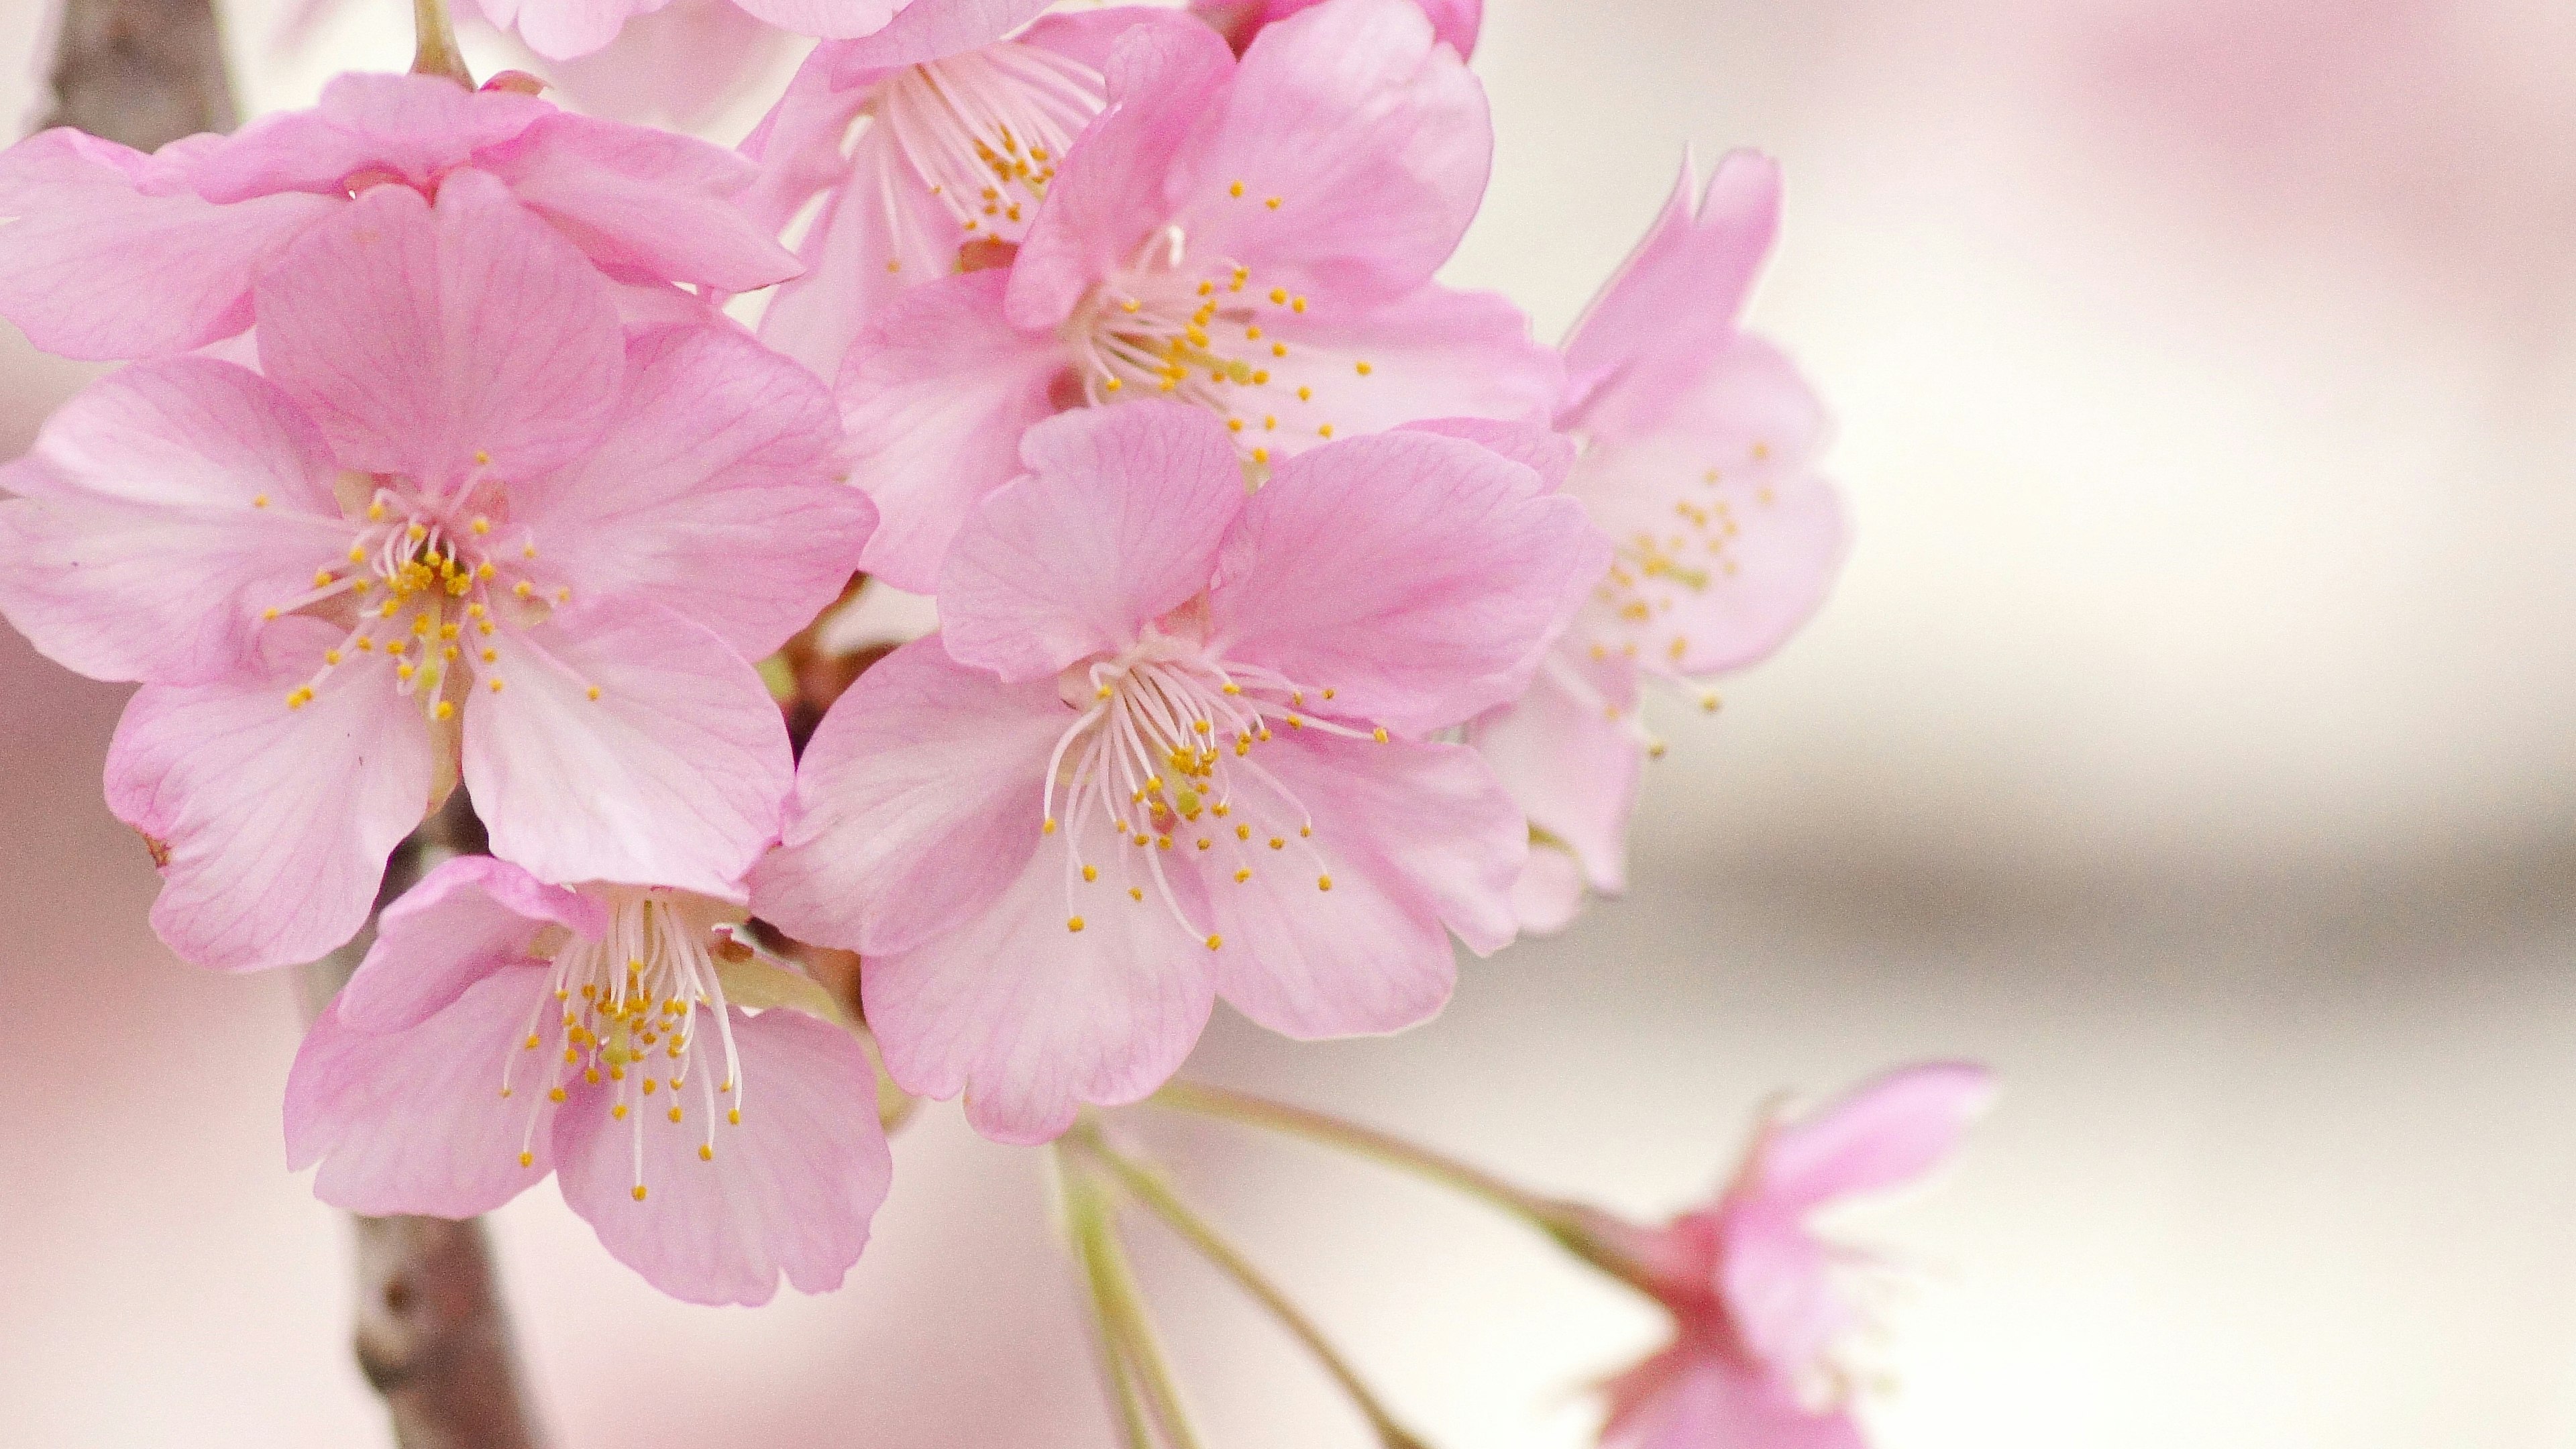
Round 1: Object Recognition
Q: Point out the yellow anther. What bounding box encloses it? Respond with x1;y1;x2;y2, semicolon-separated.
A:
349;545;368;563
323;649;343;667
470;517;491;535
549;1087;566;1102
1104;377;1124;392
263;608;280;621
1196;838;1212;851
1252;448;1271;464
1156;836;1173;851
667;1106;683;1124
1235;868;1253;883
475;450;492;466
1291;296;1307;313
1067;916;1086;932
1372;727;1389;743
1082;864;1099;882
699;1144;714;1161
1271;343;1287;359
521;542;537;559
612;1104;629;1120
476;562;496;580
1236;824;1252;841
1355;361;1374;376
585;1068;600;1083
631;1185;648;1201
1129;887;1144;901
480;647;497;663
1230;180;1245;197
1270;837;1285;850
1300;824;1313;837
1205;934;1224;950
488;678;505;693
1317;875;1333;892
252;493;270;508
1228;418;1245;433
366;502;386;521
523;1034;540;1049
519;1150;534;1167
586;686;601;702
728;1108;741;1125
641;1078;657;1095
1297;386;1313;402
285;686;314;710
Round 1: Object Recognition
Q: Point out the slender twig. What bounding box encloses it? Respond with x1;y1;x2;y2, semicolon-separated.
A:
411;0;474;87
299;794;547;1449
1057;1146;1207;1449
1074;1130;1435;1449
40;0;237;149
1059;1158;1158;1449
1147;1081;1662;1296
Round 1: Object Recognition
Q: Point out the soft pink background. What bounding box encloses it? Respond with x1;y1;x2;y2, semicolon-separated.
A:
3;1;2573;1445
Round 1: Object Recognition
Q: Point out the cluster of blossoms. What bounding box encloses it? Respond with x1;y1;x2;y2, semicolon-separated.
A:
0;0;1978;1441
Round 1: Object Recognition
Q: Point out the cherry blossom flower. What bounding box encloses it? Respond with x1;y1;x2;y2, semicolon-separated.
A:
287;856;892;1305
1595;1063;1996;1449
751;402;1603;1143
478;0;924;61
742;0;1192;384
0;174;870;972
831;0;1560;588
1472;152;1846;930
0;70;799;362
1193;0;1479;58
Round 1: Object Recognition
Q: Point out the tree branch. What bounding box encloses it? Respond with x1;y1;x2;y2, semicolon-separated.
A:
299;794;549;1449
40;0;237;150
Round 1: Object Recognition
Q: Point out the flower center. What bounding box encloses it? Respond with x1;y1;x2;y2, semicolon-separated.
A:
877;42;1106;243
1068;225;1368;468
1040;630;1388;947
502;892;749;1197
262;476;580;722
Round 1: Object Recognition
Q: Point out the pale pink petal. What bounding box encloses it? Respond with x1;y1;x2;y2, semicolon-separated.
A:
1509;843;1585;936
285;965;560;1217
1169;0;1490;303
941;404;1244;682
1402;416;1575;489
253;167;622;489
1755;1062;1999;1212
0;360;348;685
816;0;1059;72
1600;1340;1864;1449
1716;1210;1845;1379
1006;18;1235;329
508;324;871;659
1470;653;1638;894
466;601;793;896
837;271;1067;590
1208;430;1604;735
863;819;1216;1144
541;0;794;129
1204;732;1517;1035
1197;0;1479;58
751;638;1068;957
105;621;436;972
481;112;802;293
486;0;649;60
730;0;909;41
336;855;608;1033
190;73;548;200
737;44;874;239
552;1002;890;1303
1572;337;1844;676
1562;151;1782;440
0;128;337;359
757;121;964;387
1230;283;1562;451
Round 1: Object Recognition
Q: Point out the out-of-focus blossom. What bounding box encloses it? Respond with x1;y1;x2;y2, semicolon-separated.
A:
479;0;918;62
288;856;892;1305
0;71;800;362
1472;152;1845;929
833;0;1559;588
530;0;799;129
1595;1064;1996;1449
0;176;869;971
744;0;1188;384
751;402;1602;1143
1192;0;1478;58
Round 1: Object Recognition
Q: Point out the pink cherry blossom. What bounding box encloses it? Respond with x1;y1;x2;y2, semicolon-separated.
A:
287;855;892;1306
1596;1063;1996;1449
477;0;928;61
0;174;870;972
743;0;1191;384
1193;0;1479;58
1472;152;1846;928
0;70;799;362
829;0;1561;589
751;402;1603;1143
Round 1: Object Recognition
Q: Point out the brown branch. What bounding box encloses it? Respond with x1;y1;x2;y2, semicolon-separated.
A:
40;0;237;150
299;794;549;1449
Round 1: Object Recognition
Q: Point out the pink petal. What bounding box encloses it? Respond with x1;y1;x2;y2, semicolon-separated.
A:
1715;1210;1846;1380
941;403;1244;682
1509;843;1585;936
756;121;964;388
816;0;1060;73
1599;1340;1864;1449
1204;732;1518;1035
737;44;875;241
1197;0;1479;58
862;819;1216;1144
1168;0;1491;303
751;638;1068;957
837;271;1067;591
1208;429;1605;736
729;0;910;41
1571;337;1845;676
480;111;802;293
105;621;437;972
190;73;549;201
1005;19;1235;329
0;127;337;359
1233;282;1563;451
551;1003;891;1304
1754;1062;2000;1212
1402;416;1576;489
336;855;608;1034
286;965;560;1217
1562;152;1781;439
465;601;794;897
484;0;649;60
0;360;349;685
1470;650;1639;895
508;324;871;660
540;0;796;129
253;170;623;489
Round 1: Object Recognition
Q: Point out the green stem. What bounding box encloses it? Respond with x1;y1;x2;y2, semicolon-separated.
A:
411;0;474;86
1061;1161;1157;1449
1146;1081;1661;1296
1075;1130;1434;1449
1059;1148;1205;1449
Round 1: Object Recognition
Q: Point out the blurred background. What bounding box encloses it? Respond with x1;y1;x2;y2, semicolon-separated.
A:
3;0;2573;1444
